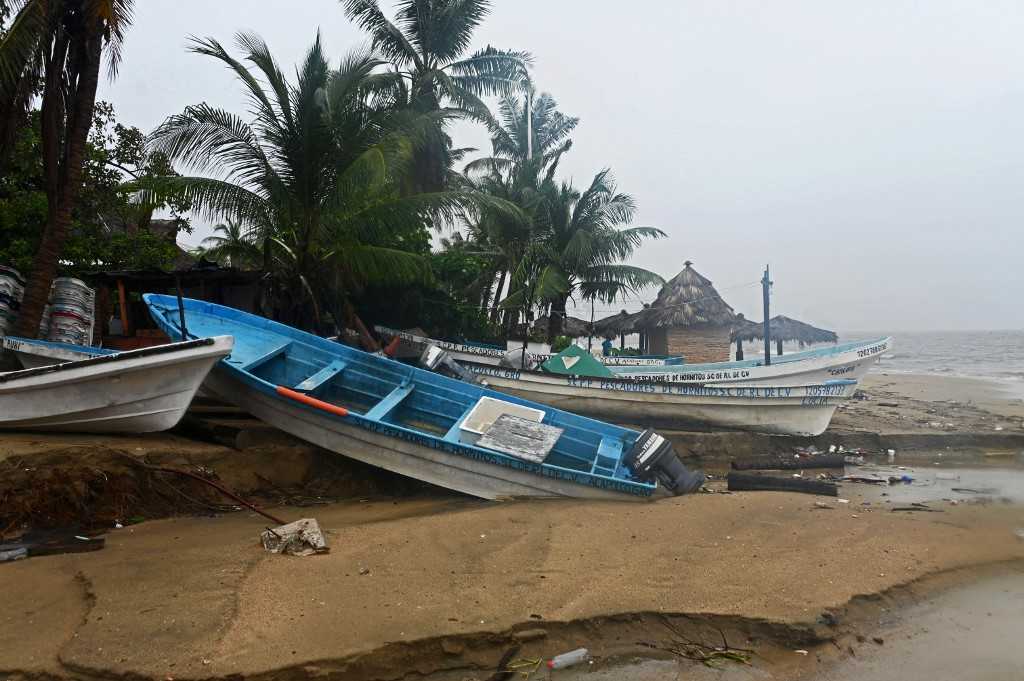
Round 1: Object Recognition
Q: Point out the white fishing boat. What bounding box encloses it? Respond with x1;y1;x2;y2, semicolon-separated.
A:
0;336;233;433
374;325;684;367
463;361;856;436
373;325;890;384
606;337;892;386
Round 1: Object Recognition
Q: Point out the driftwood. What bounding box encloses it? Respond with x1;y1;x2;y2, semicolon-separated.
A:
730;454;846;471
727;471;838;497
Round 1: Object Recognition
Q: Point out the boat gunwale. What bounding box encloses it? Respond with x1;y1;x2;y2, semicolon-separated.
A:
0;336;226;384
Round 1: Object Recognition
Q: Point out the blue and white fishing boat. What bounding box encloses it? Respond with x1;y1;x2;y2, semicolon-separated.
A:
143;295;704;501
1;336;114;369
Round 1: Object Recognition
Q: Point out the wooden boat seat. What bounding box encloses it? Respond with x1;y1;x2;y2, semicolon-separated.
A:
593;436;624;476
294;359;348;395
237;341;292;372
363;383;414;422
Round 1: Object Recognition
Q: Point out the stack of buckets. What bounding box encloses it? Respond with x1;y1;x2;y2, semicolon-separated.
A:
45;277;95;345
0;266;95;345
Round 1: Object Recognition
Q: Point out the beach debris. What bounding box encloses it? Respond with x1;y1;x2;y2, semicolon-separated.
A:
727;471;837;496
547;648;590;670
0;547;27;562
818;610;840;626
891;503;943;513
512;628;548;642
358;566;370;575
842;474;888;485
794;649;809;655
878;402;899;407
951;487;997;495
935;473;960;481
441;639;466;656
1015;528;1024;541
813;501;834;509
872;637;885;645
837;498;850;504
887;449;896;463
260;518;328;556
0;531;104;560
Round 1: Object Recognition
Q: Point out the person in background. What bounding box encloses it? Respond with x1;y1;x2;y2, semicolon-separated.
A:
601;336;613;357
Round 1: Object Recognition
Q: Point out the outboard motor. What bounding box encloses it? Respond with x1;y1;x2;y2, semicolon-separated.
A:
419;344;486;385
625;429;705;495
499;347;542;371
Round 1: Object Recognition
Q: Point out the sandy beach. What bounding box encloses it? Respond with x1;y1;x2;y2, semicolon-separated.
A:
2;371;1023;680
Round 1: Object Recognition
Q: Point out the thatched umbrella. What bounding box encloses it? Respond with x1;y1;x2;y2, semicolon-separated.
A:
531;314;591;339
731;314;838;357
593;309;646;349
640;261;736;329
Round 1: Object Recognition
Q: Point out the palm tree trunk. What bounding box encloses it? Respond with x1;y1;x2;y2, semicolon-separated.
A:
13;27;102;338
488;269;507;323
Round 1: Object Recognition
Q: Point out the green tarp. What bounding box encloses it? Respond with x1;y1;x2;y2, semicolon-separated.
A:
540;344;614;378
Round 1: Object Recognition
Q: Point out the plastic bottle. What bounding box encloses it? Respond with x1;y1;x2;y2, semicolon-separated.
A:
547;648;589;669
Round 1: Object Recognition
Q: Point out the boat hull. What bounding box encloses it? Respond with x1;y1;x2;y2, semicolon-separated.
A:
0;336;232;433
201;366;655;501
466;364;853;436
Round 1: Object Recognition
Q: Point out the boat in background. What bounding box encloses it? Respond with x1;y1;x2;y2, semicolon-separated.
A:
607;337;892;386
2;336;113;369
374;325;684;367
461;360;856;437
0;336;232;433
144;295;704;501
372;325;890;386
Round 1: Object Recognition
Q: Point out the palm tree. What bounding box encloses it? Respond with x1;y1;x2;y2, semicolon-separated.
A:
146;32;512;331
341;0;530;192
530;170;667;341
0;0;134;337
200;219;261;268
459;89;578;325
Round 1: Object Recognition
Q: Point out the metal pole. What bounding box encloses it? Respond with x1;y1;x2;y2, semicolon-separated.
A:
175;275;189;340
761;265;771;366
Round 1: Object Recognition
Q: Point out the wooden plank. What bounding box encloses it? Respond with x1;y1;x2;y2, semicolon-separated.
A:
364;384;414;422
117;279;131;336
476;414;564;464
294;359;347;394
239;342;292;372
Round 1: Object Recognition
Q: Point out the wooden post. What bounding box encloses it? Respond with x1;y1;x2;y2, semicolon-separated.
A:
761;265;771;366
736;337;744;360
619;332;625;349
116;278;131;336
587;299;594;352
776;338;783;356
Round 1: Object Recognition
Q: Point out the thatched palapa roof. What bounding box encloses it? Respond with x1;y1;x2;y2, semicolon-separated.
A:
731;315;838;347
593;309;645;337
531;314;592;338
639;261;736;329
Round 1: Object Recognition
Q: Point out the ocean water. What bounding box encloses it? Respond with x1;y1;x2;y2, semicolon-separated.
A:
852;330;1024;387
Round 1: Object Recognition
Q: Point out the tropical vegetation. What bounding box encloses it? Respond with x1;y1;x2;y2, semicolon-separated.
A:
0;0;667;345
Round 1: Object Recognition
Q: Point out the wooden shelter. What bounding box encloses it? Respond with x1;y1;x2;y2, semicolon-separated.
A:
87;259;261;349
637;261;736;362
531;314;592;339
731;314;837;357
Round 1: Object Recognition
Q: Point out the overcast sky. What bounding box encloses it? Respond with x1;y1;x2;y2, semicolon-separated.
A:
98;1;1024;332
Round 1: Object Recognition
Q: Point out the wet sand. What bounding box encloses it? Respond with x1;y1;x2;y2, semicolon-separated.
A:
2;372;1024;680
815;568;1024;681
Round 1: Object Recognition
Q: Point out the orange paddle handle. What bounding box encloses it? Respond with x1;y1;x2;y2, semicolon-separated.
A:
276;385;349;417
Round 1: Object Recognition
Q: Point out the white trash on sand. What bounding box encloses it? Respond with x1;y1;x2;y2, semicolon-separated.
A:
260;518;329;556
